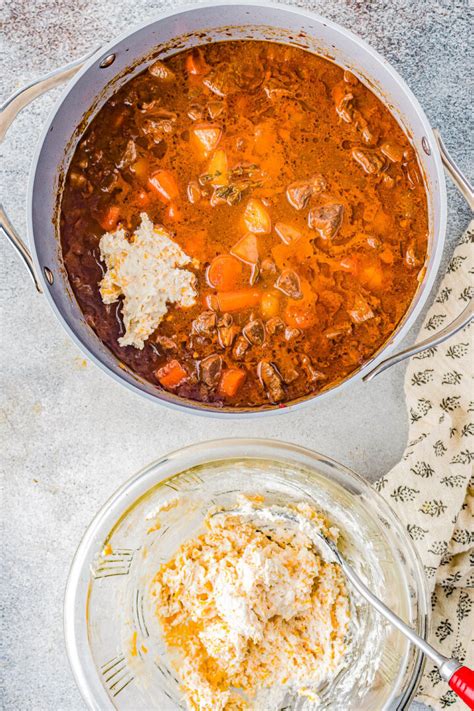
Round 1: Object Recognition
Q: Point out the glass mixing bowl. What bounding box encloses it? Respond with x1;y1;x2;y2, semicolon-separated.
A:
64;439;429;710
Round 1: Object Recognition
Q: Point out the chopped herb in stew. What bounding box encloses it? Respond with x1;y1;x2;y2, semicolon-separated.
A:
60;41;428;408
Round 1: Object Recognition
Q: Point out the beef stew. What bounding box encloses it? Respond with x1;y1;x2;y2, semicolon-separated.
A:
60;41;428;408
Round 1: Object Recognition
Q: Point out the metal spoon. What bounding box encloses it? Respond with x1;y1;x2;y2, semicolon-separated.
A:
214;506;474;708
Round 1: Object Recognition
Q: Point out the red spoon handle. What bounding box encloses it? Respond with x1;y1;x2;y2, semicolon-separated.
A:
449;666;474;709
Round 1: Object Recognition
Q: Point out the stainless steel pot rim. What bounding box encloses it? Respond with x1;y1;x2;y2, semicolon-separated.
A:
63;436;429;710
25;1;448;416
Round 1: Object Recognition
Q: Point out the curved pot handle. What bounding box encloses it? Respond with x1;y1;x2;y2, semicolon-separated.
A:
0;51;96;293
363;299;473;382
364;133;473;381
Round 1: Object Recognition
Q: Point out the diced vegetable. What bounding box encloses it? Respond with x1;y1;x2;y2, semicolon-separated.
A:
275;222;302;245
207;255;243;291
148;60;175;82
230;233;259;265
207;149;228;186
99;206;120;231
191;123;222;157
148;170;179;203
185;49;210;76
131;157;149;182
216;288;261;312
260;291;280;318
243;198;271;234
218;368;246;398
156;360;187;389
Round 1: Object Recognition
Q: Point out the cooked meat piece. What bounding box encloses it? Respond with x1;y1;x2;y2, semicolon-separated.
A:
308;204;344;240
300;354;326;382
405;240;423;267
191;311;217;336
203;68;235;97
258;360;285;402
381;142;404;163
275;270;302;299
141;115;176;142
263;78;292;100
148;60;176;82
266;316;285;335
284;327;301;341
243;318;265;346
217;313;233;328
117;139;137;169
154;334;178;351
280;363;300;384
404;160;421;190
218;324;240;348
234;61;265;91
232;336;249;360
187;104;205;121
323;324;352;339
200;354;223;386
286;175;327;211
286;180;314;210
343;70;358;86
348;295;375;323
351;149;385;175
207;101;225;119
334;86;354;123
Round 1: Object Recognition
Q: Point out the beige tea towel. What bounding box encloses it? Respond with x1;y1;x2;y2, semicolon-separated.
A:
375;222;473;709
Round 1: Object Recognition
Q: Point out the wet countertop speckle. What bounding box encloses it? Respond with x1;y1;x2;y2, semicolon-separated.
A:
1;1;471;708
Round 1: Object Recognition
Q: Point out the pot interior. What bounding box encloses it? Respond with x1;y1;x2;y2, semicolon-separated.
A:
30;3;445;414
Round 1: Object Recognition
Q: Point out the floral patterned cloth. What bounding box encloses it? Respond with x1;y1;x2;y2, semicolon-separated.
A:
374;222;473;710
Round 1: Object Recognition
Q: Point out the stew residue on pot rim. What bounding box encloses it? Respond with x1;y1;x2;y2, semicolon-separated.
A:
60;40;428;408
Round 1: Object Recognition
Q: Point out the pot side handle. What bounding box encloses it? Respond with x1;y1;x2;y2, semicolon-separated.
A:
363;299;473;381
0;51;96;293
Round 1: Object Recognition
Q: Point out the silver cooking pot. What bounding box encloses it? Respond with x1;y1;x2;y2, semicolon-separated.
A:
1;2;472;416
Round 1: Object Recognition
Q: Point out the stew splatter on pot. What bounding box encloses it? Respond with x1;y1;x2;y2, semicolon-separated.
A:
60;41;428;408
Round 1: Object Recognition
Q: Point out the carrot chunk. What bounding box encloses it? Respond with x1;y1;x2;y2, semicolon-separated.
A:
216;288;261;312
218;368;246;398
100;206;120;231
207;255;243;292
243;198;271;234
156;360;187;389
230;233;259;265
148;170;179;203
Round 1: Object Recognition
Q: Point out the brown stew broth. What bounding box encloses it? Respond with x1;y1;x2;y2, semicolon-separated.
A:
60;41;428;408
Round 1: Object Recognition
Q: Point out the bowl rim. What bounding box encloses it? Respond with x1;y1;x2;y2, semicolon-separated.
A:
64;437;429;710
29;0;446;418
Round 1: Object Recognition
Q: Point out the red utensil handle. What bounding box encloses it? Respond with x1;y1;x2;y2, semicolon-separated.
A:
450;666;474;709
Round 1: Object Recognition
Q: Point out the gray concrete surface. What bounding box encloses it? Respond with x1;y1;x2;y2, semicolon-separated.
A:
0;0;471;709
